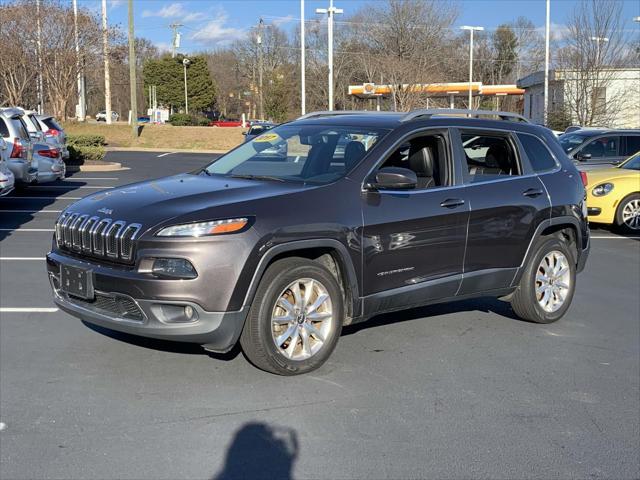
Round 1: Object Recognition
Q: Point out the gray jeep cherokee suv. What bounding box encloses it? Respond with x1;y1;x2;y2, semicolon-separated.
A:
47;109;590;375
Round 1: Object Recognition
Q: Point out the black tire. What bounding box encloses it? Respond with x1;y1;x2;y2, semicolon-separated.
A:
510;236;576;324
239;257;344;375
614;193;640;234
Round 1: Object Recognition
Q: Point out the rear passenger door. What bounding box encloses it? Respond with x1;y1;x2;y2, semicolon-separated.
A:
452;128;551;295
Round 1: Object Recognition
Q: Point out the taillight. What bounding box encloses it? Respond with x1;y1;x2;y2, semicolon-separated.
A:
46;129;60;137
9;138;23;158
579;171;588;187
37;148;60;158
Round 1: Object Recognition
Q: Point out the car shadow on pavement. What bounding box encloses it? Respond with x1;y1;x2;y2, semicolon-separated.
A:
212;422;299;480
343;296;520;336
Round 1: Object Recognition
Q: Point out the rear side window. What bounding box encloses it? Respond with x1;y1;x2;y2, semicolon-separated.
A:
0;119;9;138
42;117;63;131
28;115;42;132
461;132;521;182
623;136;640;156
582;136;619;158
517;134;557;172
11;118;29;140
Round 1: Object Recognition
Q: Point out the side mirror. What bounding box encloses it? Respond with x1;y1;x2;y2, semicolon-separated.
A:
575;152;592;161
367;167;417;190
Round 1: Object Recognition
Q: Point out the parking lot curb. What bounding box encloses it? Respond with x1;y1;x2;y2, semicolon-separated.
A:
66;162;125;172
105;147;229;154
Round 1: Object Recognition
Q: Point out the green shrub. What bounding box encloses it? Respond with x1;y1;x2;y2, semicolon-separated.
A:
67;144;106;164
67;134;106;147
169;113;191;126
195;116;210;126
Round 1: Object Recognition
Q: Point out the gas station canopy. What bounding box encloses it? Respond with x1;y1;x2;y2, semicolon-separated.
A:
348;82;524;98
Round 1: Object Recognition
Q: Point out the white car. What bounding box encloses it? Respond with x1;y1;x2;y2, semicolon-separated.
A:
96;110;119;122
0;137;16;196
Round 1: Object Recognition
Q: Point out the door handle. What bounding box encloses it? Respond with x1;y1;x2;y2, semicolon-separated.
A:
522;188;544;198
440;198;465;208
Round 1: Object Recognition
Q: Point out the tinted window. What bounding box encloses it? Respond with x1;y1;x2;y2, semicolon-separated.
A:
623;136;640;156
0;119;9;138
462;133;520;181
42;117;63;131
517;134;557;172
581;136;619;158
559;132;590;153
621;153;640;170
11;118;29;140
28;114;42;132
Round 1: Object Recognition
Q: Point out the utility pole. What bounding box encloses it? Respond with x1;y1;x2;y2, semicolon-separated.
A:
35;0;44;114
544;0;550;126
300;0;306;115
257;18;264;120
102;0;112;125
590;36;609;64
170;23;183;58
128;0;138;138
316;0;343;111
461;25;484;112
72;0;86;121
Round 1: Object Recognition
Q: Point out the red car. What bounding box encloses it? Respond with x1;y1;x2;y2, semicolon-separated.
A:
209;119;243;127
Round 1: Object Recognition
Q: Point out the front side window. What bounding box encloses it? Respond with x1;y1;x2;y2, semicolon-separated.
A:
581;136;619;158
517;134;557;172
622;136;640;157
203;124;387;185
462;132;521;181
559;132;590;154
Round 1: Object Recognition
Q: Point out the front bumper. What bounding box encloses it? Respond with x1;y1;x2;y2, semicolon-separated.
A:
47;251;248;352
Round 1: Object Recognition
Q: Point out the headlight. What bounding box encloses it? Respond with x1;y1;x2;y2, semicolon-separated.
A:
592;183;614;197
156;218;249;237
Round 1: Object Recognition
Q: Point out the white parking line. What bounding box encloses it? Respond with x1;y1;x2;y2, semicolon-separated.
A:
27;186;113;190
591;235;640;239
0;308;59;313
0;196;82;200
157;152;177;157
0;257;46;261
0;210;62;213
0;228;54;232
69;177;119;180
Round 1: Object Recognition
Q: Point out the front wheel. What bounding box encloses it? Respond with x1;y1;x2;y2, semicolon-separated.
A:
240;257;343;375
510;237;576;324
615;193;640;233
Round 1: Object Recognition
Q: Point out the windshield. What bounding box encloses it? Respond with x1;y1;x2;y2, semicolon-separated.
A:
621;152;640;170
558;132;590;153
203;124;388;185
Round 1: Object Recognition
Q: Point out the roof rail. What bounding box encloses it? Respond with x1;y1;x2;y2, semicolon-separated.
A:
400;108;529;123
297;110;399;120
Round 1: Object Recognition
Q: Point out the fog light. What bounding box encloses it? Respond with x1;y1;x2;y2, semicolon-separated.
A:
151;258;197;279
184;305;195;320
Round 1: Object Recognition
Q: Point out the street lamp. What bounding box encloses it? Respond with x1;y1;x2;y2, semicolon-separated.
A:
316;0;343;111
182;57;191;114
460;25;484;111
590;36;609;63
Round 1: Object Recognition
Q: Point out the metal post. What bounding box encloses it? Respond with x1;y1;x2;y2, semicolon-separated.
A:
461;26;483;112
73;0;85;120
128;0;138;138
36;0;44;114
170;23;183;58
258;18;264;120
102;0;112;125
544;0;550;125
316;1;343;111
300;0;306;115
183;58;190;114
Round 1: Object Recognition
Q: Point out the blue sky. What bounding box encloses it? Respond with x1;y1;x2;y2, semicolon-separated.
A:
85;0;640;53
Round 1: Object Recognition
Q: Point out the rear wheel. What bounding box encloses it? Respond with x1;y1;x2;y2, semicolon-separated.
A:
510;237;576;324
615;193;640;233
240;257;343;375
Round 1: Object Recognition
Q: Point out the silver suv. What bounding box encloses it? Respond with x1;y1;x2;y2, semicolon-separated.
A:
17;109;66;182
0;108;37;184
0;137;16;196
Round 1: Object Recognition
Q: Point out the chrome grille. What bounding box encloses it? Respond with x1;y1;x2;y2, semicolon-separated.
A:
55;213;142;263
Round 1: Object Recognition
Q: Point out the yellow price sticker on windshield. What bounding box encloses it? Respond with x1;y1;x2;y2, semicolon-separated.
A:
254;133;280;143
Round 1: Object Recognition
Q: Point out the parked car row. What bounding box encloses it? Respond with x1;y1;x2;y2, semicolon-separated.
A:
0;107;67;189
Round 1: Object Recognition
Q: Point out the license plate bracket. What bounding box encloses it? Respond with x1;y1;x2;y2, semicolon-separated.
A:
60;265;94;300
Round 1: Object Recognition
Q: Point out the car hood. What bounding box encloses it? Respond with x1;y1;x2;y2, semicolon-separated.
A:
66;173;309;231
585;167;639;187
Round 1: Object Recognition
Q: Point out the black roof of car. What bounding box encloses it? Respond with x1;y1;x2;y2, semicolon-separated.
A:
565;129;640;136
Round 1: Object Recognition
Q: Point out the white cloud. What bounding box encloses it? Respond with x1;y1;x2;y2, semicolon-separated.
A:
536;22;570;40
272;15;294;27
109;0;123;9
154;41;174;54
190;10;245;45
182;11;206;23
142;2;185;18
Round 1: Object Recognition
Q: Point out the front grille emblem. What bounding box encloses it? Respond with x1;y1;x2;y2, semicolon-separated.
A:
98;207;113;215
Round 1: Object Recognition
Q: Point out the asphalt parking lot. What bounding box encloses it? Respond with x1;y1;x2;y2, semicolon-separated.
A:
1;150;639;480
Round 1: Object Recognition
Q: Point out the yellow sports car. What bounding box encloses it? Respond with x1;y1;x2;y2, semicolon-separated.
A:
586;152;640;232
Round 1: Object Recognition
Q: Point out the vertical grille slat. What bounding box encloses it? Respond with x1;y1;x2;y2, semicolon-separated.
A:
55;214;140;263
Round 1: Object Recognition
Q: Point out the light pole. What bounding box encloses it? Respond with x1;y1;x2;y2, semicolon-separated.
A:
544;0;550;126
300;0;306;115
183;58;191;115
460;25;484;111
257;18;264;120
127;0;137;138
316;0;343;111
590;36;609;63
102;0;112;125
72;0;86;121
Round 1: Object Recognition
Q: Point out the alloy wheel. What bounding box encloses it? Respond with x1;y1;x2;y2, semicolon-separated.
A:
621;199;640;231
535;250;571;313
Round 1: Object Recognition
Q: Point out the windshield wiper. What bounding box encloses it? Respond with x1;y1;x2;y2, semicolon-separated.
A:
201;169;213;176
229;174;286;183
